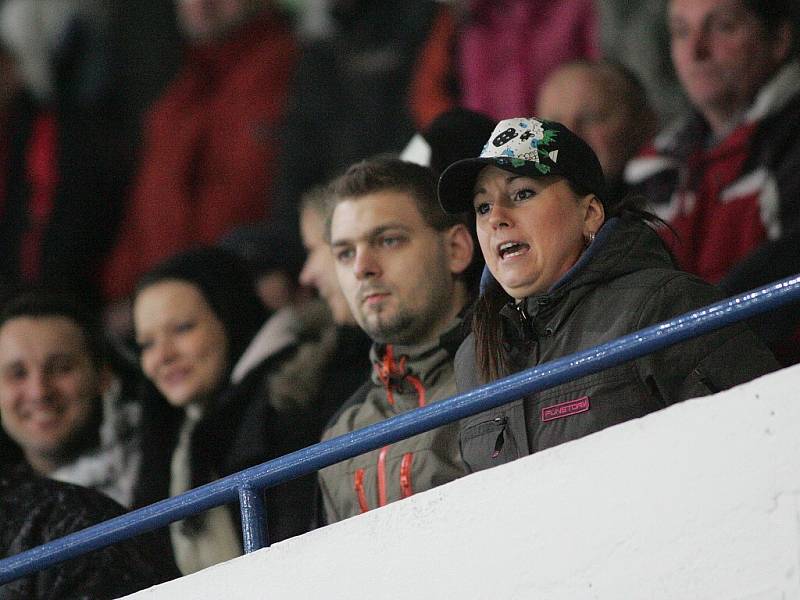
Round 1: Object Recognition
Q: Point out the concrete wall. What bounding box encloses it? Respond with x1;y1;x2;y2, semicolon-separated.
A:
126;365;800;600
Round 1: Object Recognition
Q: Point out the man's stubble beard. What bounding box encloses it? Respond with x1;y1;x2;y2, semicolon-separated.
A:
361;308;417;345
359;277;455;346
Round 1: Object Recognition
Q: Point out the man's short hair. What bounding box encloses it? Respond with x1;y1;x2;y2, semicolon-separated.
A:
326;158;468;241
742;0;799;57
300;183;334;222
0;290;104;367
595;60;654;122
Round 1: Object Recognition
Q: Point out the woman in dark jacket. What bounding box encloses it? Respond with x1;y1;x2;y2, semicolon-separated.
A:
437;117;780;474
131;247;314;575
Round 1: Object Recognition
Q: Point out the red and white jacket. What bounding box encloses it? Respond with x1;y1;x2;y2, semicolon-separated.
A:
625;60;800;364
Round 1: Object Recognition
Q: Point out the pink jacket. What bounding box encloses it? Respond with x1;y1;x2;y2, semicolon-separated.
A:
458;0;599;120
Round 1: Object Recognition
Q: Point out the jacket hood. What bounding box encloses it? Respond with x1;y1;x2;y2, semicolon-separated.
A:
230;307;298;385
498;216;674;338
549;216;673;295
648;59;800;158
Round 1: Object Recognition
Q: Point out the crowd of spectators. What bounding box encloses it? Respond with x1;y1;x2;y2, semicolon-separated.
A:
1;0;799;596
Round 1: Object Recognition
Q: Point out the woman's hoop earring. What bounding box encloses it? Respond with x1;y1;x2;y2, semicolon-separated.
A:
585;231;596;247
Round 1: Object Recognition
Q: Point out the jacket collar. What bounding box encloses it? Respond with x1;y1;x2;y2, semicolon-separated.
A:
654;59;800;156
230;307;298;385
368;317;465;387
500;217;673;340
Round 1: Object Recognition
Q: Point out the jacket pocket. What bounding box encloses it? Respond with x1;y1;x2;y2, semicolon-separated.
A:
460;412;521;473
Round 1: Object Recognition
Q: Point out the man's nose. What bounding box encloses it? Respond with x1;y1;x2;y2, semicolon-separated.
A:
688;27;711;61
299;257;314;288
353;247;381;280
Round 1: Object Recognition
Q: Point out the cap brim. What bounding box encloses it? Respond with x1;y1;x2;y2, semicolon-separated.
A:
438;157;554;214
438;158;496;214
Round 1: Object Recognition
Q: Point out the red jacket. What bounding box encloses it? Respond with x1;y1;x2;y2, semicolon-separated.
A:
103;12;296;300
626;61;800;364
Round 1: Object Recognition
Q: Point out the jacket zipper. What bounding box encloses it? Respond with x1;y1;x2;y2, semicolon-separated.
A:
354;469;369;513
515;301;532;337
377;446;390;507
400;453;414;498
492;416;507;458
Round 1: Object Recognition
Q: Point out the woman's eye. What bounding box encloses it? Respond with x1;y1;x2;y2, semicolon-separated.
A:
712;18;738;35
512;189;535;202
474;202;491;216
5;365;27;381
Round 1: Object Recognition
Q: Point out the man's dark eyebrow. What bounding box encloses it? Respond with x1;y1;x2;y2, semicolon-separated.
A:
331;223;411;247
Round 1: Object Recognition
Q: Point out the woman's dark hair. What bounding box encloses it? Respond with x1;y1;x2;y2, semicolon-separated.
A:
472;189;667;383
132;247;269;516
134;246;268;374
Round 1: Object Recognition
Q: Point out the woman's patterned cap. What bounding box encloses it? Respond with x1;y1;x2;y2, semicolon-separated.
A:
437;117;605;214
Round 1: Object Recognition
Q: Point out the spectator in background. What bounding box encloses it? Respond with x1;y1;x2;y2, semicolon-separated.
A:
399;107;494;291
0;0;130;309
132;247;319;574
625;0;800;364
219;223;307;313
537;60;658;207
408;0;599;129
299;186;356;328
400;107;495;178
596;0;689;126
270;0;440;234
318;159;474;524
0;291;141;508
221;210;372;440
103;0;297;303
1;463;177;598
274;186;374;440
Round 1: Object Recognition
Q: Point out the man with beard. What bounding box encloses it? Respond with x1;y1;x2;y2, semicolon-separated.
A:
317;158;475;524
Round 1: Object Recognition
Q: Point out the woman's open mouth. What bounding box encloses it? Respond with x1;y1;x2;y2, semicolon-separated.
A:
498;241;530;260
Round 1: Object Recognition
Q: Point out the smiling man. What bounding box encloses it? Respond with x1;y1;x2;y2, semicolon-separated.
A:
0;291;141;507
316;158;474;524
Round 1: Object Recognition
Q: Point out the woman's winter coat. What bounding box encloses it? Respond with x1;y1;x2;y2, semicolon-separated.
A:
456;216;780;473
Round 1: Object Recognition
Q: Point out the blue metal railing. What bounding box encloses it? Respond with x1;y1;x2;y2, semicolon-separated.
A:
2;273;800;585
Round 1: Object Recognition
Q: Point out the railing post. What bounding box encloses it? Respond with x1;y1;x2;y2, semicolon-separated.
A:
238;484;268;553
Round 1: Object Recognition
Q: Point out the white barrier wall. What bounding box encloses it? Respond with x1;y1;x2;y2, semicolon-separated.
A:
126;365;800;600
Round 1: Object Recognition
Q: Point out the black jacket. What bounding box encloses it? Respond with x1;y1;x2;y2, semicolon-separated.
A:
1;464;177;600
134;343;304;542
134;317;371;545
456;217;780;473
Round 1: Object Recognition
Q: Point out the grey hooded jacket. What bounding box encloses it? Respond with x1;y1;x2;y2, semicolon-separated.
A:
455;216;780;473
318;319;467;524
